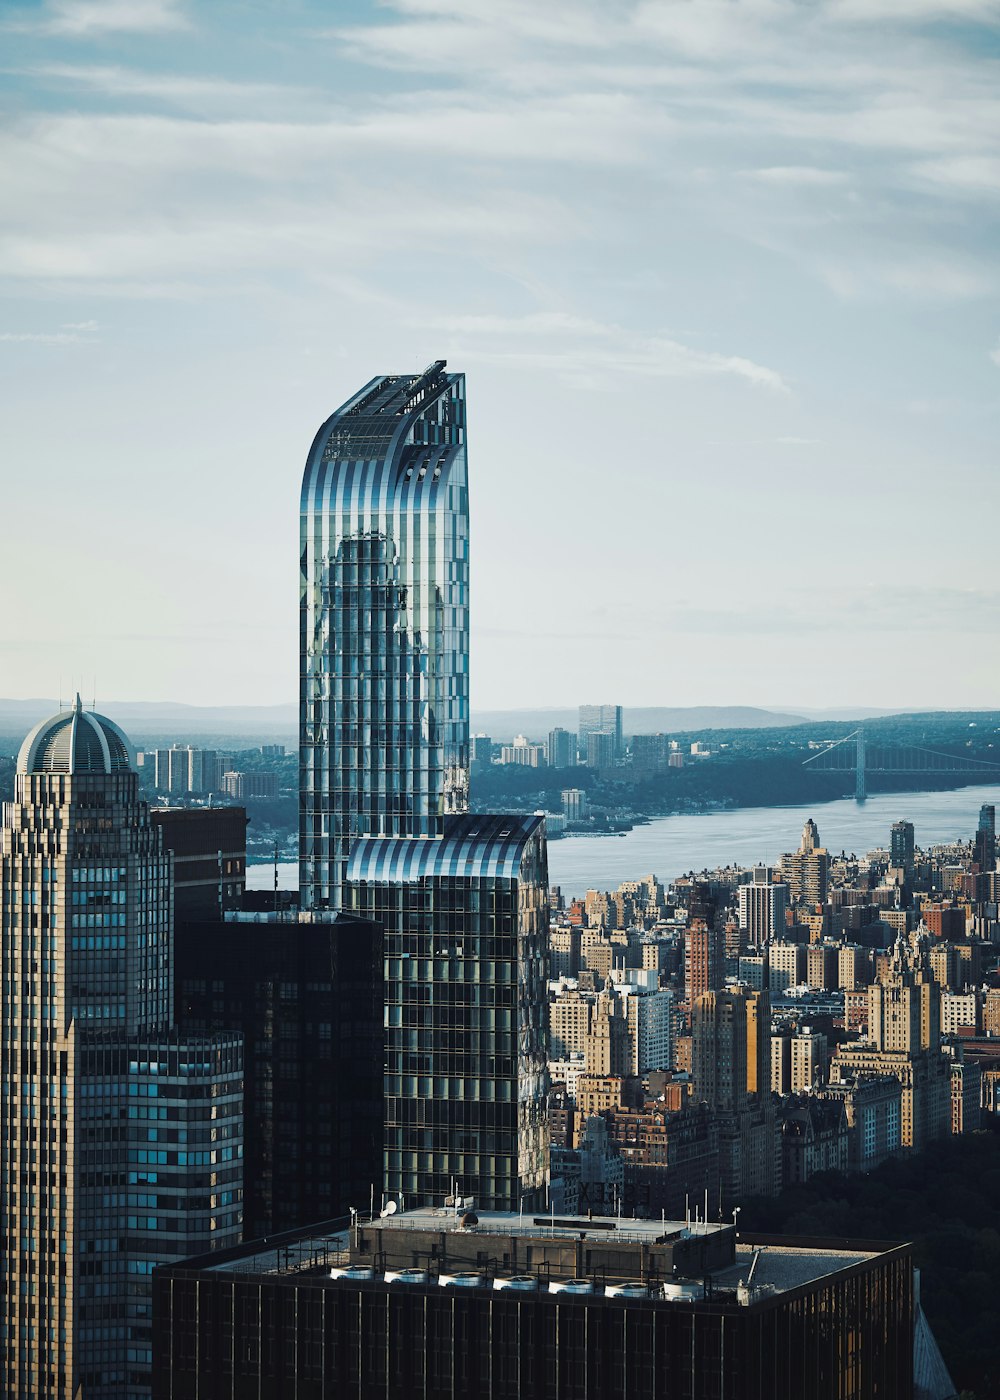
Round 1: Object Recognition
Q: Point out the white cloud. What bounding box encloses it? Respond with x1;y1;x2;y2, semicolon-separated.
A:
912;155;1000;194
0;329;87;343
744;166;849;186
9;0;190;36
426;311;789;392
18;64;301;114
990;342;1000;368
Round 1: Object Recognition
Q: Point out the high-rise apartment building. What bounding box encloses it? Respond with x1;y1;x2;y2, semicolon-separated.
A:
630;732;671;774
499;735;546;767
585;730;616;769
561;788;588;821
470;733;493;775
974;803;996;874
691;988;776;1202
684;920;725;1003
0;701;242;1400
790;1029;828;1092
889;819;915;875
737;869;788;948
782;819;830;906
547;726;575;770
147;746;220;796
300;361;470;911
613;970;674;1075
578;704;623;761
768;940;806;995
834;949;951;1151
344;813;549;1212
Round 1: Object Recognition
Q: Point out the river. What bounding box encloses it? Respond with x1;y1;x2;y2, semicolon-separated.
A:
247;784;1000;901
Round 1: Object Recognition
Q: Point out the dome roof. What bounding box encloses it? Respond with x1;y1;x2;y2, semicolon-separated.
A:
17;696;134;776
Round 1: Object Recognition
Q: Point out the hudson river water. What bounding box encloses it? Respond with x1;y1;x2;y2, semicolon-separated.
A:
247;784;1000;899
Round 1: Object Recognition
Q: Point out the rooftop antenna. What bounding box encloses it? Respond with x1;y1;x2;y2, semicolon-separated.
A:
58;676;63;713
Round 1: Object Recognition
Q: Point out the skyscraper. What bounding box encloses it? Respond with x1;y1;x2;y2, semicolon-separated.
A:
0;700;242;1400
890;820;915;876
344;813;549;1212
691;988;776;1202
578;704;623;761
781;818;830;905
737;868;789;948
974;803;996;873
547;726;575;770
300;360;470;911
304;364;549;1213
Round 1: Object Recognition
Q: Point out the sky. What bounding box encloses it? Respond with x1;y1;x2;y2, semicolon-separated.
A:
1;0;998;712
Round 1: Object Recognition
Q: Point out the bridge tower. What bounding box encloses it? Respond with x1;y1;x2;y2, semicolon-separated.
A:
855;728;866;802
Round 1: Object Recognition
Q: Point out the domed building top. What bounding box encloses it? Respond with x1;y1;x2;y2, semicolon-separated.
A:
17;695;134;776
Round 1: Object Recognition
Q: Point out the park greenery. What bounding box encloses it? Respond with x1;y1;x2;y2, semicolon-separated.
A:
740;1129;1000;1399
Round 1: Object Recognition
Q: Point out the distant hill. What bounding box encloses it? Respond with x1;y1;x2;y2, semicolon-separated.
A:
0;698;985;750
471;705;809;741
0;699;298;746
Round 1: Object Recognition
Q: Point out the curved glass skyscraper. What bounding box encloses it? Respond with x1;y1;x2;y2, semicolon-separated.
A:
300;361;470;910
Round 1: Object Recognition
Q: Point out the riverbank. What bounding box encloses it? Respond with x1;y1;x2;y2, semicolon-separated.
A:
247;782;1000;898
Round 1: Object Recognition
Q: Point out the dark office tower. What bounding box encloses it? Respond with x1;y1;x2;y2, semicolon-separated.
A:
974;803;996;873
578;703;623;761
890;820;915;876
150;806;248;921
470;733;493;776
687;880;717;930
175;912;383;1239
344;813;549;1212
300;361;469;912
547;726;575;770
0;700;242;1400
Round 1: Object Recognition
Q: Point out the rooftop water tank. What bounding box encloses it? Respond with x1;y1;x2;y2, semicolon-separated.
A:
605;1282;649;1299
549;1279;595;1296
439;1272;484;1288
493;1275;539;1292
385;1268;429;1285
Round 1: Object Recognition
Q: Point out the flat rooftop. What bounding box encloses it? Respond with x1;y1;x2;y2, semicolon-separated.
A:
369;1206;729;1244
196;1210;892;1302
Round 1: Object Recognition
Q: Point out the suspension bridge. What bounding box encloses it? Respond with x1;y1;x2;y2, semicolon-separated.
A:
802;728;1000;801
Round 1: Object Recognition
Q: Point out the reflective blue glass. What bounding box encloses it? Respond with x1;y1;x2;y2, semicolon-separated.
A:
299;361;470;910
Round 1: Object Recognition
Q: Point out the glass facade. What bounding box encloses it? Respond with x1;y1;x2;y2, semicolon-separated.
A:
299;360;470;911
0;702;243;1400
345;814;549;1211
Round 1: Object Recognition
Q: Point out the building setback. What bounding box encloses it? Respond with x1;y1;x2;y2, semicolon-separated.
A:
345;813;549;1213
153;1208;918;1400
174;911;383;1240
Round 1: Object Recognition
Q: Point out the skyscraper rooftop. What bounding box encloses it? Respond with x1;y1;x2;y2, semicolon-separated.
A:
17;694;133;775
